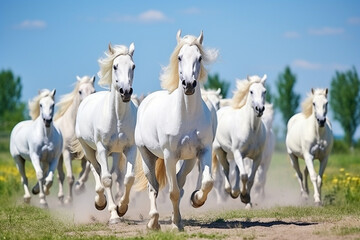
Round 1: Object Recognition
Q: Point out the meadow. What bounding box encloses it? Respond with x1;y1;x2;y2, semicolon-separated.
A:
0;132;360;239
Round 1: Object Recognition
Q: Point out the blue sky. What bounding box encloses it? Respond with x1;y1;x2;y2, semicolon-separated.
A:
1;1;360;138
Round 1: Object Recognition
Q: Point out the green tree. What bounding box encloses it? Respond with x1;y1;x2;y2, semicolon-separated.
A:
274;66;300;127
204;73;230;98
0;69;26;130
330;67;360;147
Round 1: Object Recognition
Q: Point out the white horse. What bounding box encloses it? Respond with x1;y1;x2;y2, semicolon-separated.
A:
286;88;333;205
244;103;275;200
10;89;63;207
54;75;95;204
213;75;267;209
73;43;137;224
135;30;218;231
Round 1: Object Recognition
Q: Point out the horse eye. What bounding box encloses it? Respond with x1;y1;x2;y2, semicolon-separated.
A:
313;102;315;106
132;65;136;70
250;91;253;95
79;90;82;95
264;90;267;94
113;64;118;71
178;56;182;61
199;56;202;62
40;104;43;108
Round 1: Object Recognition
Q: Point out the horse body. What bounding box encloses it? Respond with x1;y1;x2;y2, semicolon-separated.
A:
286;88;333;204
54;76;95;204
135;30;218;231
74;43;137;224
213;75;267;208
10;89;62;207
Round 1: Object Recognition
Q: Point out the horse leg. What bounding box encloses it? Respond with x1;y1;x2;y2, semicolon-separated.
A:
234;150;250;204
79;140;107;213
317;156;329;202
111;153;125;201
176;158;197;199
117;146;136;217
62;149;74;204
14;155;31;203
190;146;214;210
304;153;320;205
211;157;227;203
288;153;308;199
96;143;120;224
244;156;262;209
138;146;160;230
30;153;47;208
214;146;232;197
57;154;65;203
163;150;183;231
304;166;309;195
75;158;90;194
44;156;58;196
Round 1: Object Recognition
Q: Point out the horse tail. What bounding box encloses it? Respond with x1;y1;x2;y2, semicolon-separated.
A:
134;154;167;191
70;136;85;160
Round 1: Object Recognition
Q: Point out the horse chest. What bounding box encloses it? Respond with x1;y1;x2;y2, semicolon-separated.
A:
177;132;201;159
310;140;329;157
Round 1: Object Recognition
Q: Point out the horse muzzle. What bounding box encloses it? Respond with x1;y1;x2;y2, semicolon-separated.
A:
182;80;197;95
255;106;265;117
43;118;52;128
119;87;133;102
317;118;326;127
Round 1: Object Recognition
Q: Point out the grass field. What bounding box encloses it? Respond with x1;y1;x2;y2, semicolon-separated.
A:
0;133;360;239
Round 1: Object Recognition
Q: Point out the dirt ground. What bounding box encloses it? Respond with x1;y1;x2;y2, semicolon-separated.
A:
41;163;360;240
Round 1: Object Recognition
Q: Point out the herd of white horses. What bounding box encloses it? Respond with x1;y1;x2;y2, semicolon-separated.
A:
9;30;333;230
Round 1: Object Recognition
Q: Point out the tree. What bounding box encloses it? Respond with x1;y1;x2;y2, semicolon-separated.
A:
204;73;230;98
274;66;300;127
330;67;360;146
0;69;26;130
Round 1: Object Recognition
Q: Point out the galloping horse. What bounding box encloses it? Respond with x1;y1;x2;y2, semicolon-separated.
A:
73;43;137;223
10;89;63;207
135;30;218;230
54;75;95;204
213;75;267;209
286;88;333;205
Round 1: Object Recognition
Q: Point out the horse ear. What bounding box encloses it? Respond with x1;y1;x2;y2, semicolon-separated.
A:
51;89;56;98
216;88;221;95
108;42;115;54
247;75;251;81
325;88;328;96
76;76;81;82
176;29;182;44
91;76;96;84
197;30;203;44
129;42;135;57
261;74;267;84
311;88;314;95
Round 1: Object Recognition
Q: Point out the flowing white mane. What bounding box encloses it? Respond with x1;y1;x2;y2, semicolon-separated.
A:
231;75;264;109
28;89;53;120
301;88;328;118
98;44;132;89
160;34;218;93
54;76;94;121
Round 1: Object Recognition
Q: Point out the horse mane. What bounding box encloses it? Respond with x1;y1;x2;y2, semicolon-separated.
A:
231;75;264;109
97;45;131;89
54;76;94;121
28;89;53;120
301;88;327;118
160;35;218;93
200;88;222;102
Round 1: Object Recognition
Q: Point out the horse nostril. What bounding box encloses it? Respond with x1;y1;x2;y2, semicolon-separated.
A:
119;88;124;94
182;80;186;86
192;81;197;88
261;106;265;112
129;88;133;95
255;106;259;111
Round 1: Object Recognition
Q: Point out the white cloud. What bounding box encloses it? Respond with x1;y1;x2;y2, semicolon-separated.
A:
348;17;360;25
308;27;344;36
105;10;169;23
182;7;201;15
283;31;300;39
15;20;47;30
292;59;322;70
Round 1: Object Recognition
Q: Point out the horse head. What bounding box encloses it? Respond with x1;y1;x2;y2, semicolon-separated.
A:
177;30;203;95
76;75;96;101
110;43;135;102
312;88;328;127
39;89;56;128
248;74;267;117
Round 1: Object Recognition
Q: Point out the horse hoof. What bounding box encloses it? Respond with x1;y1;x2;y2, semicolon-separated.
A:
240;193;251;204
64;197;73;205
245;203;252;209
315;201;322;207
230;190;240;199
40;202;48;209
24;197;31;204
58;195;64;204
108;217;121;225
74;182;85;195
116;204;128;217
190;190;204;208
95;196;107;210
32;185;40;195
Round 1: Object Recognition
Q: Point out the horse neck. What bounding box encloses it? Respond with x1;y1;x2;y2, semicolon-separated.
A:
175;84;203;117
109;84;129;120
244;97;262;131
